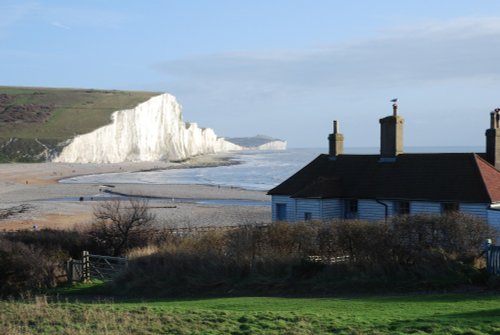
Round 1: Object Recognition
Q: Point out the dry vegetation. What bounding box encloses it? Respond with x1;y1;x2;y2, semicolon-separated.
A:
0;210;496;298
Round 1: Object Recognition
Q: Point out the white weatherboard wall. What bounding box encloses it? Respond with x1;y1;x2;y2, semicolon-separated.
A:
460;203;489;220
54;93;242;163
321;199;342;219
410;202;442;215
488;209;500;231
357;200;388;221
296;199;322;221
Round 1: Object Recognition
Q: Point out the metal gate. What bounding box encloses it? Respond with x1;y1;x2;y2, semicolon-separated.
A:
67;251;128;282
486;240;500;276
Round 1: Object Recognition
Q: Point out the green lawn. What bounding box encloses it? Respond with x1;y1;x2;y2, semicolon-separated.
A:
2;293;500;334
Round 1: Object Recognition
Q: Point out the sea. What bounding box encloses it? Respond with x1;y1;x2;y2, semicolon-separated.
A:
61;146;483;192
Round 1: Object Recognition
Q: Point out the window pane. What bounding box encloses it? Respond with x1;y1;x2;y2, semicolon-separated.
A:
442;202;459;213
344;199;358;219
395;201;410;215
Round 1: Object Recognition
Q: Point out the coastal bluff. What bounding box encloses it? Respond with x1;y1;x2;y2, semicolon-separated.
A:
54;93;242;163
55;93;286;164
0;87;285;163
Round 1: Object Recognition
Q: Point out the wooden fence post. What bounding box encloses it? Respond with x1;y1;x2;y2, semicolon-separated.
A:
485;239;493;274
66;258;73;283
82;251;90;282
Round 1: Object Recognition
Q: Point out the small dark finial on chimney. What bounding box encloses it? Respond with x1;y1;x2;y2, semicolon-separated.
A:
390;98;398;116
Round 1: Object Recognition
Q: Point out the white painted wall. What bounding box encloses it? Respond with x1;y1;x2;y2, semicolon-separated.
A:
271;196;493;224
321;199;342;219
358;199;388;221
296;199;322;221
459;203;489;219
488;209;500;232
411;201;441;215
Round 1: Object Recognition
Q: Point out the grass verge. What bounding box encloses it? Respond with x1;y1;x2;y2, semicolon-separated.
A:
1;292;500;334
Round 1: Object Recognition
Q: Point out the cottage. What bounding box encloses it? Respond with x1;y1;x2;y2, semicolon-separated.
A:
268;104;500;227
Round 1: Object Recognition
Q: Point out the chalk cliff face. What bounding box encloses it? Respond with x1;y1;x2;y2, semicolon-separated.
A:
54;93;242;163
225;135;287;151
253;140;287;150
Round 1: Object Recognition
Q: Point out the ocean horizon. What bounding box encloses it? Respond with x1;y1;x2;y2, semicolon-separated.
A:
61;146;486;191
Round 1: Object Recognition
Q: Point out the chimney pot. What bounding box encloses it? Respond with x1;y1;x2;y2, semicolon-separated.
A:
486;109;500;170
393;103;398;117
380;103;404;160
328;119;344;157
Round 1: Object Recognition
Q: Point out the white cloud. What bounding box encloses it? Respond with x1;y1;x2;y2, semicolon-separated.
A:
44;7;129;30
156;16;500;91
151;17;500;147
0;2;128;35
51;21;70;30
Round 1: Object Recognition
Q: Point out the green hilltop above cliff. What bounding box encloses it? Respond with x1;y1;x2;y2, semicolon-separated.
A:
0;86;159;140
0;86;159;162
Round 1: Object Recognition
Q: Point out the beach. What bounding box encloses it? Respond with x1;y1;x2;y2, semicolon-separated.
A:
0;154;271;231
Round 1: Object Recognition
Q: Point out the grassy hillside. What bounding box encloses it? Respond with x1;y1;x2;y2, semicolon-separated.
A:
2;293;500;334
0;86;159;161
0;86;159;139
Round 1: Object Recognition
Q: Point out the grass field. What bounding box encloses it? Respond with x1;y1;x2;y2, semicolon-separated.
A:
2;293;500;334
0;86;159;140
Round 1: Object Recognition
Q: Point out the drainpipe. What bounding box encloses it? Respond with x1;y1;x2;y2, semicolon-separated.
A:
376;199;389;223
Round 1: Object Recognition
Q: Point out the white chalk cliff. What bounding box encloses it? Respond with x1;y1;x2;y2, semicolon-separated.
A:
54;93;242;163
224;135;287;151
253;140;287;150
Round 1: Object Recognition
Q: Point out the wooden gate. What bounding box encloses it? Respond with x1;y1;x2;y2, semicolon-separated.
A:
67;251;128;283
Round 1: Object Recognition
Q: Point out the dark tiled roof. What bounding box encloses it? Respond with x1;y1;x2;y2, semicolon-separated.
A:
268;153;500;203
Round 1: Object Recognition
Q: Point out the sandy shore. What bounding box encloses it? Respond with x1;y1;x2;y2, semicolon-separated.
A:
0;154;271;231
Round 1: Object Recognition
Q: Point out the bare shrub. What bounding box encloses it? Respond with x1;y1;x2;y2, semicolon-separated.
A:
0;238;63;297
2;228;100;258
89;199;156;256
115;213;493;296
391;213;492;264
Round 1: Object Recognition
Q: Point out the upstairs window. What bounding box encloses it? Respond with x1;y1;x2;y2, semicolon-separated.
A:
395;201;410;215
344;199;358;219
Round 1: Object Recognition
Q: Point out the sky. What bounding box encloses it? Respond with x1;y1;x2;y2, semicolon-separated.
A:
2;1;500;149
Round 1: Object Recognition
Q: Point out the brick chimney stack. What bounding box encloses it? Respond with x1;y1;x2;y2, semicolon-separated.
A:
328;120;344;158
486;109;500;170
379;101;404;160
